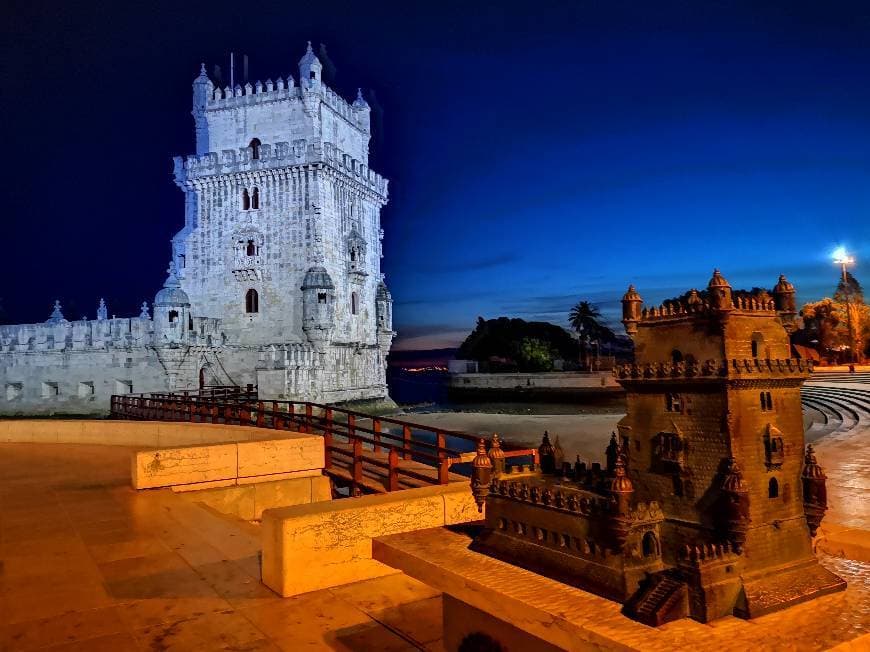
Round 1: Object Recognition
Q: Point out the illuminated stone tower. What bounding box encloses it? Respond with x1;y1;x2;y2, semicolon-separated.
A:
617;270;844;619
171;44;395;401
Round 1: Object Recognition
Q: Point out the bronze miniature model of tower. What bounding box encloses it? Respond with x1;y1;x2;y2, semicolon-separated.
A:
472;270;844;625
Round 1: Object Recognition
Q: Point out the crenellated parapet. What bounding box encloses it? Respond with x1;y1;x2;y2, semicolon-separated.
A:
613;357;812;381
173;140;387;197
638;296;778;323
0;317;154;352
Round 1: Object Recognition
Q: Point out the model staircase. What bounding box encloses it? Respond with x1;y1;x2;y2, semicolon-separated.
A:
623;571;688;626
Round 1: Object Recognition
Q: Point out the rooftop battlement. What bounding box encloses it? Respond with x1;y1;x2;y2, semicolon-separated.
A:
173;140;387;197
621;270;799;337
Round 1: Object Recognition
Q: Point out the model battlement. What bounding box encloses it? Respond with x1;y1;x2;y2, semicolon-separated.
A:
621;270;799;336
613;357;812;381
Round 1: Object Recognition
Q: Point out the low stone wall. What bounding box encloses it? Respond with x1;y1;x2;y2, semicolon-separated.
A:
0;419;302;448
177;475;333;520
260;482;480;597
132;435;324;490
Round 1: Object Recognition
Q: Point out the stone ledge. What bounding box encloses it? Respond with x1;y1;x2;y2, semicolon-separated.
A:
132;434;324;490
260;483;480;597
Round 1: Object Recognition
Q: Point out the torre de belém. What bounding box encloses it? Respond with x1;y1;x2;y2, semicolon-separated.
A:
0;43;396;415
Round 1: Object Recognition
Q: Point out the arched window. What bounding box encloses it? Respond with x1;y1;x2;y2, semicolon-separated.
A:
242;189;250;211
351;292;359;315
249;138;261;160
310;71;317;80
766;392;773;410
246;240;256;257
768;477;779;499
252;187;260;210
671;349;683;364
168;310;178;323
188;314;193;331
642;532;658;557
245;289;259;314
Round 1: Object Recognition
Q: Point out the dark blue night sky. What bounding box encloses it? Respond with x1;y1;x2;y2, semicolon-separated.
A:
3;1;869;350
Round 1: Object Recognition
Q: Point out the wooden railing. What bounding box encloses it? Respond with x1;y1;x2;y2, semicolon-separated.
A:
110;392;537;493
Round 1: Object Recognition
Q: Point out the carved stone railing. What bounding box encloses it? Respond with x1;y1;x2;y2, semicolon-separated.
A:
676;542;741;566
613;358;812;381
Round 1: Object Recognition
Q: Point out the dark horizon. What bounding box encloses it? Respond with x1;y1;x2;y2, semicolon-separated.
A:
3;1;869;350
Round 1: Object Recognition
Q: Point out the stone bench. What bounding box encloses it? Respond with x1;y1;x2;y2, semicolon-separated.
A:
260;482;480;597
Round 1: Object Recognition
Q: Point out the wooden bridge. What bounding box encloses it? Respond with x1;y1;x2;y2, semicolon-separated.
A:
110;388;537;495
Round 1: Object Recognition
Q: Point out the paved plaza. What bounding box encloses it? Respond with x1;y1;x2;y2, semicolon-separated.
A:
0;444;443;651
0;400;868;650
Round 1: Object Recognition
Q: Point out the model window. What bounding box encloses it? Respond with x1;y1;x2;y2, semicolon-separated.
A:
768;477;779;498
249;138;261;160
242;189;251;211
671;349;683;363
168;310;179;323
666;393;682;413
246;240;256;256
318;292;327;304
351;291;359;315
252;187;260;210
761;392;773;411
245;289;259;314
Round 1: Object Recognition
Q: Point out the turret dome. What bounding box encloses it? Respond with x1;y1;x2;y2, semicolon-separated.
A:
773;274;795;295
708;269;731;289
301;266;335;290
299;41;320;68
154;263;190;307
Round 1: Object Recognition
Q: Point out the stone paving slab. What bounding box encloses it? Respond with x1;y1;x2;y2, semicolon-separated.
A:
0;443;442;651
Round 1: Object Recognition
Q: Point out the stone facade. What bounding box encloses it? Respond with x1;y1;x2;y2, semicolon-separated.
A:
473;270;845;625
0;44;395;415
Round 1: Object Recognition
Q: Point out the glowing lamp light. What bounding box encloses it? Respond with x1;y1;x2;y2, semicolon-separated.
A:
833;246;855;266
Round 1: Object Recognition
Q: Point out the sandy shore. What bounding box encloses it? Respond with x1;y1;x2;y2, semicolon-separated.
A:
399;411;624;463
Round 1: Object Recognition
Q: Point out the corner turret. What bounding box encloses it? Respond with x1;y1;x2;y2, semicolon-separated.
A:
192;63;213;155
299;42;322;90
773;274;798;333
621;284;643;336
352;88;371;133
301;266;335;350
375;280;395;348
153;262;191;345
707;269;733;312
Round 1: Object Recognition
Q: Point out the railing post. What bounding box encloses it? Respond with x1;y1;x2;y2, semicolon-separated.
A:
438;458;449;485
388;448;399;491
256;401;265;427
373;419;381;453
403;425;411;460
323;425;332;471
211;405;218;424
348;414;356;443
352;437;363;493
305;404;313;434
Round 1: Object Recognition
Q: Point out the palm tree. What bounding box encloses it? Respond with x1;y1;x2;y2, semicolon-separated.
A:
568;301;613;370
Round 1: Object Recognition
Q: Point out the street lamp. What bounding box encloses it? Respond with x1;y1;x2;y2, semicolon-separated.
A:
833;248;856;363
